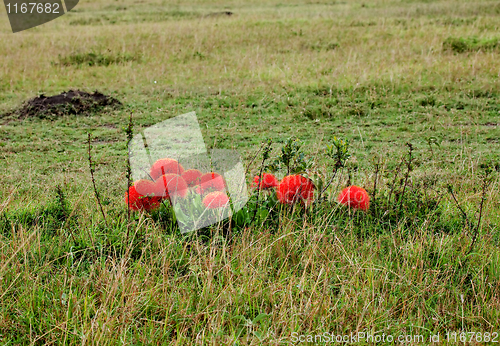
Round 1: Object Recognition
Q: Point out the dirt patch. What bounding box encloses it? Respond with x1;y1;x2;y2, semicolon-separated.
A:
2;90;121;120
204;11;233;18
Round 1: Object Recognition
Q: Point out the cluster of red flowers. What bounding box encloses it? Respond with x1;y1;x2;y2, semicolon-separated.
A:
252;173;315;206
125;158;229;211
252;173;370;211
127;159;371;213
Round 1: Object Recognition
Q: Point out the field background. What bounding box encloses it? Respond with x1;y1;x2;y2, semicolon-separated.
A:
1;0;500;344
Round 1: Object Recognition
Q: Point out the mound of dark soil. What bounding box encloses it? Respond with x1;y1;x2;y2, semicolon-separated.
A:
3;90;121;120
204;11;233;18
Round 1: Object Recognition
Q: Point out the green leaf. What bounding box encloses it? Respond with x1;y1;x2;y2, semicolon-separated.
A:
252;313;269;324
235;209;248;226
253;330;264;341
256;208;269;223
173;206;188;223
233;315;250;324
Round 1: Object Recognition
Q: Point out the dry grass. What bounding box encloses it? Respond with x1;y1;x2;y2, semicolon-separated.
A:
2;206;500;344
1;0;500;105
1;0;500;344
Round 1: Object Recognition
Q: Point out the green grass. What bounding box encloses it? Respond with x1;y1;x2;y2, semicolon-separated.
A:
1;0;500;344
55;51;141;67
443;36;500;53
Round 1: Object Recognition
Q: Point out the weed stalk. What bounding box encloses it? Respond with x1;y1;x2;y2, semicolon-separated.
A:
87;133;108;228
125;112;134;239
398;143;414;212
251;139;273;224
466;166;494;257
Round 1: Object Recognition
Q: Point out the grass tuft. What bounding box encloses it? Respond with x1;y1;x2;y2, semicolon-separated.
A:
55;51;141;67
443;36;500;53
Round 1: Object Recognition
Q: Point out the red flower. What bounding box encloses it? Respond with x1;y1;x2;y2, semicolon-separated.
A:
202;191;230;209
154;174;188;198
153;173;177;197
193;172;226;195
125;185;141;210
133;179;156;196
125;185;161;211
277;175;315;205
252;173;278;189
338;186;370;211
201;175;226;191
139;196;162;211
150;158;184;180
200;172;222;184
194;185;205;196
167;175;188;198
194;180;226;196
181;169;203;187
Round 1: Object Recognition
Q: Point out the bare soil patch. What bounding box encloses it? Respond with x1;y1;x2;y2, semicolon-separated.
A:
204;11;233;18
2;90;121;120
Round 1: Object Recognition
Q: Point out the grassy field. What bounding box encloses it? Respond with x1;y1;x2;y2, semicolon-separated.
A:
1;0;500;344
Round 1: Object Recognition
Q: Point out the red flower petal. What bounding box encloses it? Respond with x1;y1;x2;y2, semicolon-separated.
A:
181;169;203;187
277;175;315;205
150;158;184;180
252;173;279;189
124;185;142;210
202;191;230;209
200;172;222;184
125;185;161;211
139;196;162;211
338;186;370;211
200;175;226;192
154;174;188;198
133;179;156;196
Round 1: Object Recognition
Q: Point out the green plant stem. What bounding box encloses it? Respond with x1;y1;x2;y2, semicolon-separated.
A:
88;133;108;228
125;112;134;240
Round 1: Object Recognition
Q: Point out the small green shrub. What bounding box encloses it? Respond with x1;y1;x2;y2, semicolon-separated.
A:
305;41;339;51
443;36;500;53
55;51;141;67
0;186;75;236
